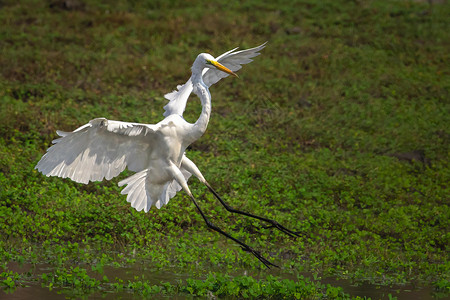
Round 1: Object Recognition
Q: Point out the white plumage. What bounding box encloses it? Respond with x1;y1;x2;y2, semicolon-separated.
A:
163;42;266;117
35;43;266;212
35;43;300;268
36;117;193;212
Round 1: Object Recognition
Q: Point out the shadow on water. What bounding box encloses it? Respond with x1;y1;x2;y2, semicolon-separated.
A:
2;261;439;299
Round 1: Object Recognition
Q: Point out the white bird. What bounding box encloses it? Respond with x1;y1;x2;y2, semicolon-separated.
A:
35;43;297;268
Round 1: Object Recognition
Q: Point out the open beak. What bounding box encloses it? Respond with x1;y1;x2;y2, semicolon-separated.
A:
209;60;239;78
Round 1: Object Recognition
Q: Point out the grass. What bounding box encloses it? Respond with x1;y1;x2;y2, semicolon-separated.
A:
1;0;449;298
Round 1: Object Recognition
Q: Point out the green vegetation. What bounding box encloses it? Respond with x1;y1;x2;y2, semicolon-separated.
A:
1;0;449;298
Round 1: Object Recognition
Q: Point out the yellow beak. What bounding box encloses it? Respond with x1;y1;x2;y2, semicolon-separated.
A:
209;60;239;78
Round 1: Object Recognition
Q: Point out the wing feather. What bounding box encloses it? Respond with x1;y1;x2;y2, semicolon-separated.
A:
203;42;267;87
35;118;159;184
163;78;193;117
37;118;194;212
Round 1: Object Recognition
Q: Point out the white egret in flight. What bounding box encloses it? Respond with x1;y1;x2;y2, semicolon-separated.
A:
35;43;298;268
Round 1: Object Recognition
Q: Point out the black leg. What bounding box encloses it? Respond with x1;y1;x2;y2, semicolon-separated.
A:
187;193;278;269
204;182;300;238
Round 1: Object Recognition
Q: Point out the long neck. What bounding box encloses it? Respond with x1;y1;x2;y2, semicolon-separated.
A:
190;72;211;142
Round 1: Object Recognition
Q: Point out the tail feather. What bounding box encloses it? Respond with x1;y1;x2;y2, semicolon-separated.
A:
119;170;150;211
118;168;192;212
133;185;147;212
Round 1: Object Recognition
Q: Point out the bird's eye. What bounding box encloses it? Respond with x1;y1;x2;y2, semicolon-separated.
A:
206;60;213;65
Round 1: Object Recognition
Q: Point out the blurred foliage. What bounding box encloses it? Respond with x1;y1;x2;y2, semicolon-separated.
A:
0;0;449;298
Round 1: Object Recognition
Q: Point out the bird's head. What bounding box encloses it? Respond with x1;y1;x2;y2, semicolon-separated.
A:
194;53;238;78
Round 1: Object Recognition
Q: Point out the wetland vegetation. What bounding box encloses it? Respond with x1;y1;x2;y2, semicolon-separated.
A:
1;0;449;298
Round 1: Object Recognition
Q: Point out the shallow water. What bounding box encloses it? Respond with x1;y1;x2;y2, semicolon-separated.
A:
319;277;434;300
2;261;438;299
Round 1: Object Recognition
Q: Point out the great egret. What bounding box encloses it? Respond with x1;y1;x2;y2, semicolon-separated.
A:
35;43;298;268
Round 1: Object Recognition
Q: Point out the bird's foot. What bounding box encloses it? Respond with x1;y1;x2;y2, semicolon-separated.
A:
262;221;301;238
240;246;278;269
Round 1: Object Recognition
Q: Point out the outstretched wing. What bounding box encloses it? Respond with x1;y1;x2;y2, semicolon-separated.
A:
162;78;193;117
203;42;267;87
163;42;267;117
35;118;159;184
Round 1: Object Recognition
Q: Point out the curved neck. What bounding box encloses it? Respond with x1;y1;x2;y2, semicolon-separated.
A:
190;72;211;141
